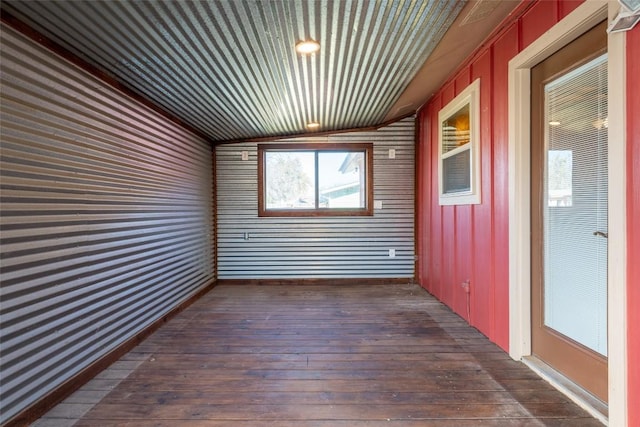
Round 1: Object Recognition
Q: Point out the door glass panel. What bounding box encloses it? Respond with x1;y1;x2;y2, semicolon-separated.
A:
543;54;608;356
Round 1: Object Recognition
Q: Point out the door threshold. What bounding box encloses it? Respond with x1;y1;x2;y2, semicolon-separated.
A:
522;356;608;425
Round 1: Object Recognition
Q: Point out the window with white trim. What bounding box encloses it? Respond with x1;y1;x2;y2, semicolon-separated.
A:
438;79;481;205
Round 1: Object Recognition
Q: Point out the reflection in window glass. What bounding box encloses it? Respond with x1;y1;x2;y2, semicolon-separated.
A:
441;104;470;154
318;152;365;208
547;150;573;207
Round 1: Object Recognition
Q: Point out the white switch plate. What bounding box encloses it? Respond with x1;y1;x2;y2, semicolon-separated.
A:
241;150;249;161
389;249;396;258
388;148;396;159
374;200;383;209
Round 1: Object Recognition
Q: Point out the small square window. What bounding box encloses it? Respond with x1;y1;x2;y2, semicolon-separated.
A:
438;79;481;205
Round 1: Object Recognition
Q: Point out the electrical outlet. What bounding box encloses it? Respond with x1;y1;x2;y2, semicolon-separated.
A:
388;148;396;159
241;150;249;161
374;200;383;209
389;249;396;258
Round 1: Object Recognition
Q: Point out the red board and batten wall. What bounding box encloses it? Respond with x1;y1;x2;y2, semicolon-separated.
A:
417;0;638;422
415;0;582;351
626;23;640;427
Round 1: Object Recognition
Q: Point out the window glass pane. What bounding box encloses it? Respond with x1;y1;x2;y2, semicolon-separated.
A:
442;104;470;154
318;151;365;208
543;54;607;356
442;149;470;193
259;144;372;216
265;151;315;209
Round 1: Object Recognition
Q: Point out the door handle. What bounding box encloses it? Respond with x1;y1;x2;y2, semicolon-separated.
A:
593;231;608;239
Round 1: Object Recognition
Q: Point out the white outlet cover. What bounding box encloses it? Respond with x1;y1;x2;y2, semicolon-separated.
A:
389;249;396;258
241;150;249;160
388;148;396;159
374;200;383;209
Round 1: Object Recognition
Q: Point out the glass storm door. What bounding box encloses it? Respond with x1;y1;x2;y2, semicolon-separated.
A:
530;22;608;403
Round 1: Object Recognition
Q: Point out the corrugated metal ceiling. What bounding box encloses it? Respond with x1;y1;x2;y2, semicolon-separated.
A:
2;0;468;143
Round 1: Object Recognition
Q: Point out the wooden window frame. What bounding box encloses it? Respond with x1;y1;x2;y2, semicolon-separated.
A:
438;78;481;205
258;143;374;217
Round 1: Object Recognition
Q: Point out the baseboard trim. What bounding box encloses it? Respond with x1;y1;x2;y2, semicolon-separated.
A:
216;278;415;286
4;278;217;427
522;356;608;425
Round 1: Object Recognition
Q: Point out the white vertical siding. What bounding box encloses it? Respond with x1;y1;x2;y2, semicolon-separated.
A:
0;25;214;424
216;117;415;279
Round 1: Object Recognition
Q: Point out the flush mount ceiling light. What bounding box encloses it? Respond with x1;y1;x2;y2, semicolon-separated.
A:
295;40;320;55
306;122;320;130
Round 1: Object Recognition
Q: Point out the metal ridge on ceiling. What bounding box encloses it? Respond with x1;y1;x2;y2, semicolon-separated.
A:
2;0;467;143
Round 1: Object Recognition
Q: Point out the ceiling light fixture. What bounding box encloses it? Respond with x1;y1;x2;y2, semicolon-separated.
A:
593;117;609;129
620;0;640;11
549;121;561;126
295;40;320;55
306;122;320;130
608;0;640;33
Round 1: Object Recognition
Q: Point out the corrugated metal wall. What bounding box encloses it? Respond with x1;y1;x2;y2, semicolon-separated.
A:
0;25;214;424
216;117;415;279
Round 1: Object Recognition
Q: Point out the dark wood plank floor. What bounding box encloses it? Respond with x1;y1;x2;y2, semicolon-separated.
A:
35;283;602;426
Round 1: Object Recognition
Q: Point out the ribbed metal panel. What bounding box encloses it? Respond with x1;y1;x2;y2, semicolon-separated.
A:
216;117;415;279
2;0;463;142
0;25;214;424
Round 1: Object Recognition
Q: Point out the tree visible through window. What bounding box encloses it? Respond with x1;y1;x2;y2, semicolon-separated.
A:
258;143;373;216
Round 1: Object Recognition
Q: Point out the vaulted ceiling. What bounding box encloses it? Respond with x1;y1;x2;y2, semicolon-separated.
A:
1;0;519;144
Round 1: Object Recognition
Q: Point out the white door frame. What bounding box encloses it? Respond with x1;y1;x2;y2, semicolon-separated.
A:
507;1;627;425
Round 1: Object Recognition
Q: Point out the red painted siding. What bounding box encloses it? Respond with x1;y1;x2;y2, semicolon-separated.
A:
520;0;558;49
558;0;583;19
627;24;640;427
416;0;577;351
417;0;638;422
491;24;519;350
471;50;494;336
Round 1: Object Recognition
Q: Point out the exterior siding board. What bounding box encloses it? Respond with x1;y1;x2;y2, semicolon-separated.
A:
417;0;573;350
216;118;415;279
471;49;495;338
520;1;558;49
0;25;214;424
491;24;519;351
428;100;442;300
